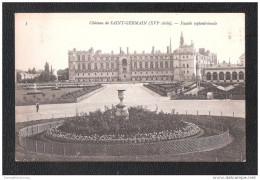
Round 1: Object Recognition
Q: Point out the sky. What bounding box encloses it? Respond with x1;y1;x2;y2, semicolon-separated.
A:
15;13;245;71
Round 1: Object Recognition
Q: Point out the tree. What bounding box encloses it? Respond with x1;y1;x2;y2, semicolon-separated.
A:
17;72;22;82
57;68;69;81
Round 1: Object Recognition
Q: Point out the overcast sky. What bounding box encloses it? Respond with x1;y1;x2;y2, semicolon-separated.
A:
15;13;245;71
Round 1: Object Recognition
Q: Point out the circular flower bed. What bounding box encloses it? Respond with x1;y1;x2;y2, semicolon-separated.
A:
46;106;200;144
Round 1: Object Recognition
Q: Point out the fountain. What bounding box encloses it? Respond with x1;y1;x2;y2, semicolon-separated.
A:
26;83;42;95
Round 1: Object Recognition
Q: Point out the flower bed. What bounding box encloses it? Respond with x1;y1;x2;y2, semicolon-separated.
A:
46;106;200;144
46;122;200;144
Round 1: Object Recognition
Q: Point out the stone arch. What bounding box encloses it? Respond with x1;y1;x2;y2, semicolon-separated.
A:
239;71;244;80
213;72;218;80
226;72;231;80
122;59;127;66
206;72;211;80
232;72;237;80
219;72;224;80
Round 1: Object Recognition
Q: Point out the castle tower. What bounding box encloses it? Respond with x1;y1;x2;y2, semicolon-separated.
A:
180;31;184;46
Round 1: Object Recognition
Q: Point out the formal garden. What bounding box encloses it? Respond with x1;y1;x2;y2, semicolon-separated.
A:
45;106;200;144
15;84;103;106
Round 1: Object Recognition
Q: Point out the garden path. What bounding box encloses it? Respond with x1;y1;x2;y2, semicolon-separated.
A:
15;83;245;122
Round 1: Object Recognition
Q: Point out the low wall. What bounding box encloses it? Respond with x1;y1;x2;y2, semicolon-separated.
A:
18;119;231;157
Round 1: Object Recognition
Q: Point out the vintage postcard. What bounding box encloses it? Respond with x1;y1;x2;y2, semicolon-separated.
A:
15;13;246;162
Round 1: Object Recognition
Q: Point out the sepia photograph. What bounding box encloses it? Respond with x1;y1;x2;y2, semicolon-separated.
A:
13;12;247;163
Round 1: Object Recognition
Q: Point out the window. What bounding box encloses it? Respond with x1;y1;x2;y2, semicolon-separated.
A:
145;56;148;60
134;56;137;60
206;72;211;80
170;61;173;68
106;62;109;69
100;63;104;70
155;56;158;60
78;64;81;70
122;59;127;66
150;56;153;60
160;61;163;68
165;61;168;68
100;57;103;60
139;62;142;69
232;72;237;80
213;72;218;80
139;56;142;60
187;64;189;68
88;56;91;61
94;63;97;70
77;55;80;61
187;71;189;73
150;62;154;69
226;72;231;80
111;62;114;69
239;71;244;80
82;63;86;70
82;55;85;61
145;62;148;68
219;72;224;80
106;57;109;60
88;63;91;70
183;64;185;67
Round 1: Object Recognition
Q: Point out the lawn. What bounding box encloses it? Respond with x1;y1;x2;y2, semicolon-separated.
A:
15;84;102;106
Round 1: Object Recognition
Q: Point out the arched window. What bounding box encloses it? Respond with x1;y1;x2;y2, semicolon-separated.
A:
239;71;244;80
100;63;104;70
187;64;189;68
232;72;237;80
77;55;80;61
226;72;231;80
94;63;97;70
106;57;109;60
82;55;85;61
82;63;86;70
219;72;224;80
155;56;158;60
139;62;142;69
88;56;90;61
206;72;211;80
170;61;173;68
165;61;168;68
111;62;114;69
150;62;154;69
150;56;153;60
78;63;81;70
122;59;127;66
213;72;218;80
88;63;91;70
160;61;163;68
155;61;158;68
106;62;109;69
145;62;148;68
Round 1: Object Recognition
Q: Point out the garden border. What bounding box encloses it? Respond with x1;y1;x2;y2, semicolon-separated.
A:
18;119;232;156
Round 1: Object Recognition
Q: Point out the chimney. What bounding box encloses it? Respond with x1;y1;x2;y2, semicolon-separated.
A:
152;46;155;54
167;46;169;53
127;47;129;54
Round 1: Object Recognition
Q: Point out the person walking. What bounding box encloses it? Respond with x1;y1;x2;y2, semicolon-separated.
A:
36;102;39;113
